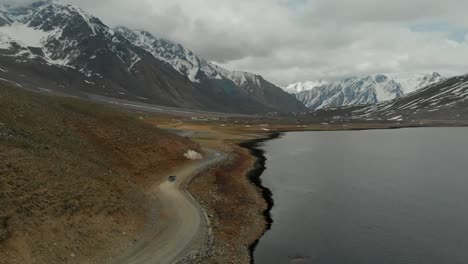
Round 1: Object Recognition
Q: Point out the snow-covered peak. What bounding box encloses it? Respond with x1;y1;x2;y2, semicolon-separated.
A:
115;26;281;89
288;72;446;110
385;72;446;93
115;26;222;83
353;74;468;121
224;71;262;87
288;72;445;97
0;1;121;72
2;1;106;37
332;74;403;102
284;80;330;94
114;26;296;101
294;74;405;109
0;2;306;114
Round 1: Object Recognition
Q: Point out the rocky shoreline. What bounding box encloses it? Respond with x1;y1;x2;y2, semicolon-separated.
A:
238;132;283;263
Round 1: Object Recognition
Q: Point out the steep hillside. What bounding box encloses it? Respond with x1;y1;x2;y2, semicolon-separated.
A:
115;27;305;113
0;1;207;108
220;70;306;113
0;83;199;264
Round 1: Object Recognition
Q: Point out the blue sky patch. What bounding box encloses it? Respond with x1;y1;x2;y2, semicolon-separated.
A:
410;22;467;42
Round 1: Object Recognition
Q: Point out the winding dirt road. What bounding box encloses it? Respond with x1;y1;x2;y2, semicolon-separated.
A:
111;149;227;264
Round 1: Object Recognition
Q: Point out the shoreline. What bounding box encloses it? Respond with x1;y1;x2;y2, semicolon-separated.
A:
238;132;283;264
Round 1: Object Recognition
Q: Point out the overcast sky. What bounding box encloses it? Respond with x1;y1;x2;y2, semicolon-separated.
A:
8;0;468;85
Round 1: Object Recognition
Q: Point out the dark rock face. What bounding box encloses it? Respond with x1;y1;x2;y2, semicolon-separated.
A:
228;72;306;113
0;12;10;27
0;2;304;114
375;74;388;83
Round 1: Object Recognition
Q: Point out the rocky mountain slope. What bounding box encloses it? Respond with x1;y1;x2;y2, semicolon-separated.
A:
0;1;304;114
288;73;445;110
115;27;305;113
352;74;468;121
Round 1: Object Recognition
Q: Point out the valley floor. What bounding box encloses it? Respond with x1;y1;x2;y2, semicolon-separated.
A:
2;84;468;264
152;118;468;263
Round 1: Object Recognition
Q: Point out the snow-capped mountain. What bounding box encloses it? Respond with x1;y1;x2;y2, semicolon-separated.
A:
115;26;224;83
0;1;304;114
388;72;445;93
353;74;468;121
290;73;445;110
294;75;404;110
221;70;306;111
284;80;330;94
0;1;117;72
115;26;304;112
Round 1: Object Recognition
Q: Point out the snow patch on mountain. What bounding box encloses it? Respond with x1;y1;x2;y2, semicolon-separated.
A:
386;72;445;93
0;22;59;47
0;33;13;49
225;71;261;87
284;80;330;94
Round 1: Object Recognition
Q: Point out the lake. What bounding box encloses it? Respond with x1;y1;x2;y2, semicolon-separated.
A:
254;128;468;264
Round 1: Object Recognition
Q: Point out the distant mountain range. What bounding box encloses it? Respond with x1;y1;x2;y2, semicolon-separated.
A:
285;73;446;110
288;74;468;124
0;1;304;114
352;74;468;122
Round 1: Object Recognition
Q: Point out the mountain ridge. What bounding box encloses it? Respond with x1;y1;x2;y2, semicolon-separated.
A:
0;1;304;114
352;74;468;121
286;73;445;110
115;26;305;113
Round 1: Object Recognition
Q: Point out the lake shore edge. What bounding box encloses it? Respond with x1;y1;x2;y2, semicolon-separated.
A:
235;124;468;264
238;132;283;264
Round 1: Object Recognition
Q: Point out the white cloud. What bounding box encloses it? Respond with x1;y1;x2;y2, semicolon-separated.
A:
7;0;468;85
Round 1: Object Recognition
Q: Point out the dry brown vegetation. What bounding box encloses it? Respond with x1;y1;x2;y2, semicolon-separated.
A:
0;84;417;264
0;85;199;264
189;145;266;263
151;121;269;263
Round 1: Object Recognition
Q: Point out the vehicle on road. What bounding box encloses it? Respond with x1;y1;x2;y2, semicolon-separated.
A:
168;176;177;182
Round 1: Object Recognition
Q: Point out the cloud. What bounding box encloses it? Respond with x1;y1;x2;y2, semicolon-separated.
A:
6;0;468;85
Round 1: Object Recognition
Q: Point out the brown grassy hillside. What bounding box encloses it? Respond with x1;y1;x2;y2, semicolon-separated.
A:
0;85;199;264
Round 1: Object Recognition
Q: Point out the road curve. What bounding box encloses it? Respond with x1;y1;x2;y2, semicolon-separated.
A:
111;149;227;264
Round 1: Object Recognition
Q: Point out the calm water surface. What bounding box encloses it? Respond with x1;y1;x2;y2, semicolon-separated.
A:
254;128;468;264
